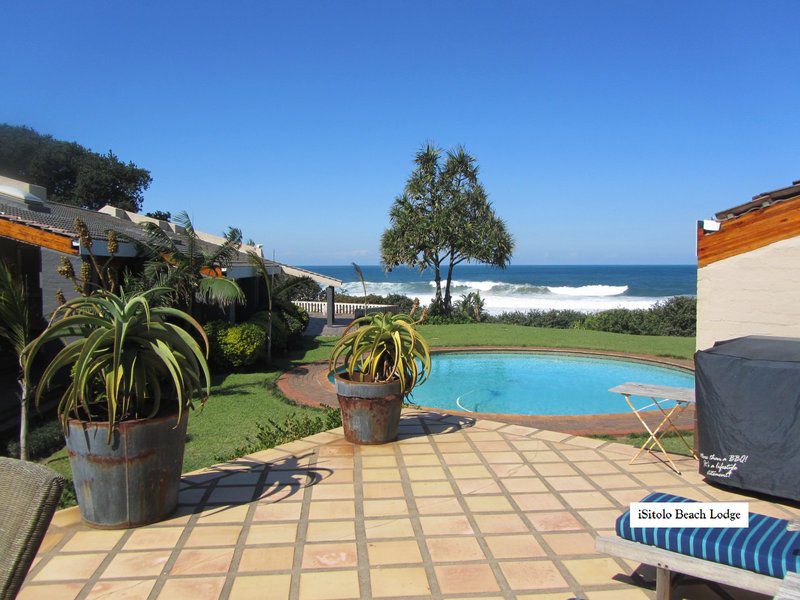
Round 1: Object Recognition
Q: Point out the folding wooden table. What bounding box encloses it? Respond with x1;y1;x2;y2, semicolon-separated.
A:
609;382;697;474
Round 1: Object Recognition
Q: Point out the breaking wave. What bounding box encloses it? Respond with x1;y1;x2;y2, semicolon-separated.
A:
340;279;664;314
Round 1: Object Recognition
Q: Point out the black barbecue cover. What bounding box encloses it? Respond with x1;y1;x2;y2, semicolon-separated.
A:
696;336;800;501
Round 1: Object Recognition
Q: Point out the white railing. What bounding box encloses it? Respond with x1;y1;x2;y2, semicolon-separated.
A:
292;300;399;316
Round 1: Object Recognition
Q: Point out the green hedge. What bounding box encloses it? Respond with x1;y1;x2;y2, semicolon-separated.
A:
205;321;267;370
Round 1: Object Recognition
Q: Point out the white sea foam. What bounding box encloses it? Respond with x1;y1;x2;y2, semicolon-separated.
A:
545;285;628;297
340;280;666;314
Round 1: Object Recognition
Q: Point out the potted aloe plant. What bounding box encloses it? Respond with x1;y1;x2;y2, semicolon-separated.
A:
329;308;431;444
23;287;210;528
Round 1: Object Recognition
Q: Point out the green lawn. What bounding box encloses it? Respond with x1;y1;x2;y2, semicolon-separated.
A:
592;432;696;457
418;323;695;359
39;325;694;504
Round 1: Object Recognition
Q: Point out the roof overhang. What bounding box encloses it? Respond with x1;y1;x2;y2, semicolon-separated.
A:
0;216;78;255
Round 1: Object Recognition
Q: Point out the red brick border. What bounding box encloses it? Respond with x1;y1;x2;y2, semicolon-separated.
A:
277;346;695;436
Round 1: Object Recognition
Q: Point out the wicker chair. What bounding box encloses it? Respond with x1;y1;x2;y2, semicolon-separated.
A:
0;458;65;600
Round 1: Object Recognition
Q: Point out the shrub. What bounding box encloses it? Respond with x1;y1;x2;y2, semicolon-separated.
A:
583;308;650;335
649;296;696;336
490;309;586;329
4;419;65;460
454;292;486;322
214;406;342;463
205;321;266;370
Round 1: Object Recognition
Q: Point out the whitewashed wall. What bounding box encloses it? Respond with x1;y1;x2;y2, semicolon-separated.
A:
696;235;800;350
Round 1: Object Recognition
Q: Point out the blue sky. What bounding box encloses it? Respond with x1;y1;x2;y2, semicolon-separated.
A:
3;1;799;265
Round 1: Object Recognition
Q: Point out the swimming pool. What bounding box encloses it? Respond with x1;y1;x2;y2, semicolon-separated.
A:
408;351;694;416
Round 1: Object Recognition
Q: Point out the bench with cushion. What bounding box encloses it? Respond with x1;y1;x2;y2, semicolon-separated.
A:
596;492;800;599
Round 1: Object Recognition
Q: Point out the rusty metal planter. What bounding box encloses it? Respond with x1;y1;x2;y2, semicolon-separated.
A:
334;375;403;444
65;412;188;529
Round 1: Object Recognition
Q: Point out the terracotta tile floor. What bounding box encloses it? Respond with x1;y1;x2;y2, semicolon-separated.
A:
21;411;800;600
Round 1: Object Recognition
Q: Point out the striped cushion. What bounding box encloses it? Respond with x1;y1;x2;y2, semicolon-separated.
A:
616;492;800;578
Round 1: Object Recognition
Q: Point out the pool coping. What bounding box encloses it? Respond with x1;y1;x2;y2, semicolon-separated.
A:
277;346;695;436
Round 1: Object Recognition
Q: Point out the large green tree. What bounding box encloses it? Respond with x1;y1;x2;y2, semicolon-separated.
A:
0;124;151;212
381;144;514;313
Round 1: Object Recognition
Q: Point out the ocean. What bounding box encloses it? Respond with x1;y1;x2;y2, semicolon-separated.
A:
299;265;697;314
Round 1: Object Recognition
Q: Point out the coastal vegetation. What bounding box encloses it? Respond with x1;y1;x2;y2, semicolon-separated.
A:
380;144;513;314
0;124;151;212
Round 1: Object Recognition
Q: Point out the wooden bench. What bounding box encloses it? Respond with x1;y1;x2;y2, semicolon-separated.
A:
597;536;800;599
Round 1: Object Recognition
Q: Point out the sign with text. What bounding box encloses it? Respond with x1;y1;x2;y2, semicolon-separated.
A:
629;502;749;528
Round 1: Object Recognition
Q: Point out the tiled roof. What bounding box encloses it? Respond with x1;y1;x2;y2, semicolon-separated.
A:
715;179;800;221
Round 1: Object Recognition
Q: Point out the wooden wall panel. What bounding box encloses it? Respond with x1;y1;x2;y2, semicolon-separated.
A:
698;195;800;267
0;218;77;255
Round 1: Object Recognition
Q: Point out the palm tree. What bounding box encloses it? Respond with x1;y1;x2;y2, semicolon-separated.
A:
246;251;304;363
126;211;245;315
0;262;33;460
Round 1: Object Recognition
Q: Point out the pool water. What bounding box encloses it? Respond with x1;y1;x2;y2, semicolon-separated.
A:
408;352;694;416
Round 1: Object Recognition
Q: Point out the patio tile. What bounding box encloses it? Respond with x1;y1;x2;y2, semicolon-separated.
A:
473;513;530;534
207;486;256;503
101;550;171;578
561;491;614;510
301;542;358;568
502;477;548;493
512;493;565;511
257;483;304;503
541;531;597;555
306;520;356;542
490;463;537;478
473;440;513;452
314;456;354;469
485;534;546;559
299;569;360;599
238;546;295;572
60;529;125;552
318;469;354;484
547;475;597;492
17;583;83;600
402;453;442;466
416;496;465;515
434;563;501;594
186;524;243;547
578;509;622;530
362;482;405;498
410;481;455;496
361;468;402;482
405;466;448;480
218;470;264;486
197;504;251;524
86;579;157;600
575;460;622;475
252;500;304;521
440;452;483;465
229;574;292;600
521;450;562;462
246;522;298;545
371;566;431;597
367;539;424;565
308;500;356;520
526;511;583;532
589;473;640;489
585;589;651;599
419;515;473;536
426;536;486;562
563;557;624;586
123;526;185;551
499;559;569;591
364;518;415;539
464;494;515;513
34;552;106;581
533;462;579;477
456;478;502;495
363;498;409;517
157;576;225;599
448;464;493;478
171;547;235;575
360;455;398;468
